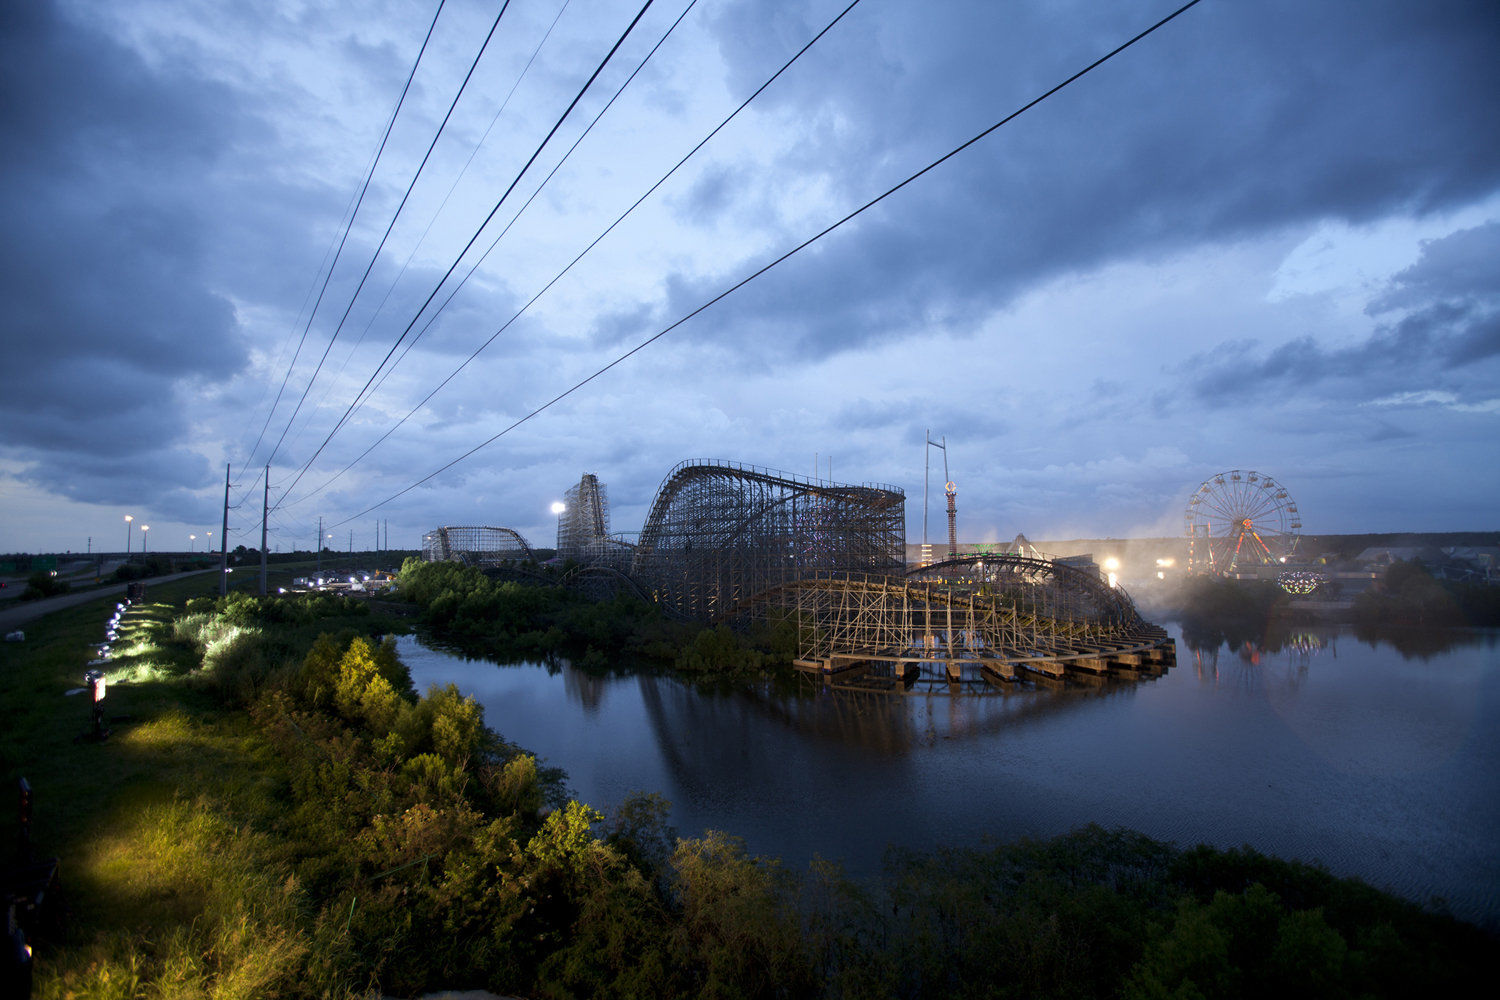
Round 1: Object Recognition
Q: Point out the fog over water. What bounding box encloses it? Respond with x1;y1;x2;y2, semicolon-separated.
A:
399;624;1500;929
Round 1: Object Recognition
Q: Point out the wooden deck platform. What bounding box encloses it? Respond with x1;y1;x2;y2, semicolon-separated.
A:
794;635;1175;687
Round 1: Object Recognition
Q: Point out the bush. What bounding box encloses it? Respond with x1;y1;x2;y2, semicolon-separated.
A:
1353;559;1482;627
20;570;69;600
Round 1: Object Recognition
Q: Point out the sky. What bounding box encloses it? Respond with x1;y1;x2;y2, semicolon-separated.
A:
2;0;1497;557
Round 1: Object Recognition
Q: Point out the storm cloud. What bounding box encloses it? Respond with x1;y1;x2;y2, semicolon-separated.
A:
2;0;1498;551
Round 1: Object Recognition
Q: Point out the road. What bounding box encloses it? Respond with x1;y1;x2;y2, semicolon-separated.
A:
0;569;219;634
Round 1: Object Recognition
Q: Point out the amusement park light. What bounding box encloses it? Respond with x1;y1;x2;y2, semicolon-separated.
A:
551;501;566;515
1103;557;1120;572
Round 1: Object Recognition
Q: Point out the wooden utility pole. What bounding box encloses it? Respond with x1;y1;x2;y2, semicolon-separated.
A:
219;464;230;596
259;465;269;596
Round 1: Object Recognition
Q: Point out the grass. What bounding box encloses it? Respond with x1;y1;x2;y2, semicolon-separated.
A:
0;569;398;998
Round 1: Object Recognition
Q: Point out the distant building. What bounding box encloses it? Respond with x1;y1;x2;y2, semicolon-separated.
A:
1355;545;1500;582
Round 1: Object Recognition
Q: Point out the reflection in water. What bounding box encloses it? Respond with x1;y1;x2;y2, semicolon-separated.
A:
1352;623;1498;660
631;666;1154;768
1185;617;1494;662
1186;619;1500;693
1191;631;1326;694
565;666;609;714
399;625;1500;929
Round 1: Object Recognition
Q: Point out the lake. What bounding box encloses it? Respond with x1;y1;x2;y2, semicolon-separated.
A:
397;625;1500;928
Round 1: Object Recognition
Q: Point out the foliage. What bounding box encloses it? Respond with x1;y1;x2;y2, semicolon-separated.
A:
112;555;176;581
1353;558;1500;627
11;588;1493;1000
1175;576;1290;650
21;570;70;600
395;558;791;677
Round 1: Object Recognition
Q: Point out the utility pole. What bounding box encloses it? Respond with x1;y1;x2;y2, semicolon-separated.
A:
259;464;269;596
219;464;230;596
923;431;946;566
317;515;323;576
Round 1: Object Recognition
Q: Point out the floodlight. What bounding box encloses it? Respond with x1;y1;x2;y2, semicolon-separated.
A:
84;669;108;737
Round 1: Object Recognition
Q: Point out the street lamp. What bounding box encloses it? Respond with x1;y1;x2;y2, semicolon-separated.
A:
124;514;133;556
140;525;149;553
189;533;196;552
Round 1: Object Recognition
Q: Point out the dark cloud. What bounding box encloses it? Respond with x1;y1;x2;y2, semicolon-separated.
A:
1177;221;1500;405
674;163;746;221
680;0;1500;359
1375;220;1500;310
0;1;253;483
1446;311;1500;367
1364;421;1416;444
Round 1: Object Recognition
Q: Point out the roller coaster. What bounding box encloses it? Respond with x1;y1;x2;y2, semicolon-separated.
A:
423;459;1172;685
420;525;534;566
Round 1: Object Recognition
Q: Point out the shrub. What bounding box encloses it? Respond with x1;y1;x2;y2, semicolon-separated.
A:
331;635;406;734
21;570;69;600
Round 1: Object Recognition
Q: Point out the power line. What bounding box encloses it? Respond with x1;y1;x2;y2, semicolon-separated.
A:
263;0;515;470
277;0;576;467
327;0;578;390
354;0;703;416
239;0;449;480
232;176;363;468
286;0;718;507
277;0;660;507
330;0;1210;527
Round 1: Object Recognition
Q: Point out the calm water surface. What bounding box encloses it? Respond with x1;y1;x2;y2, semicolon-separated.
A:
398;626;1500;927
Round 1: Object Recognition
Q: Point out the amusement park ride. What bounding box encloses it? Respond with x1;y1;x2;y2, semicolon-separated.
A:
1184;470;1302;576
421;456;1175;691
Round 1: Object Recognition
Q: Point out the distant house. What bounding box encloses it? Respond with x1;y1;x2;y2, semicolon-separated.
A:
1355;545;1500;582
1353;546;1442;568
1442;546;1500;582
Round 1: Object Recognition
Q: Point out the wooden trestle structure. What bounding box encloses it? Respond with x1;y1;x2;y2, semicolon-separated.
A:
767;555;1175;685
625;465;1173;686
424;461;1175;689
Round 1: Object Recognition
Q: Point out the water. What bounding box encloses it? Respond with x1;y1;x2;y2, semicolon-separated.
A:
397;626;1500;927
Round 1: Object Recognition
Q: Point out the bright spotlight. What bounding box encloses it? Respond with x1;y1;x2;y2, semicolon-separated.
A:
1103;557;1120;572
550;501;566;515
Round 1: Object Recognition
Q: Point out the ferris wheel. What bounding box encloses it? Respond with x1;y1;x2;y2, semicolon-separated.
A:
1185;470;1301;575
